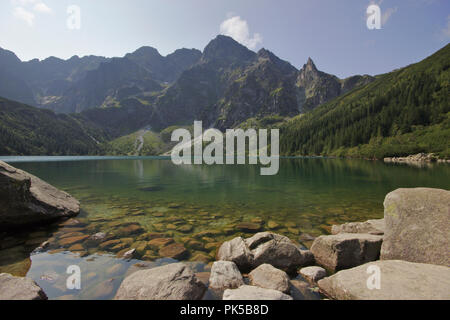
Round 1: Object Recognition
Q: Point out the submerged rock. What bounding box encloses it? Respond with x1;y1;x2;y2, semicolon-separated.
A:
0;161;80;228
159;243;189;260
318;260;450;300
114;263;206;300
331;219;385;235
223;285;292;300
381;188;450;266
311;233;383;272
0;273;47;300
249;264;290;293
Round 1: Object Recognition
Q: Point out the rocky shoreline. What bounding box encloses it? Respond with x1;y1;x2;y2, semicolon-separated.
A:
384;153;450;164
0;161;449;300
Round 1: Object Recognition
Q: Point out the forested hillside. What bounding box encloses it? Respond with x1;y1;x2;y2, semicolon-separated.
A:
280;44;450;159
0;97;109;155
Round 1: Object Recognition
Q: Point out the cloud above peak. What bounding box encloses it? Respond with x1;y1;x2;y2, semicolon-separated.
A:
11;0;52;26
220;16;263;50
13;6;34;26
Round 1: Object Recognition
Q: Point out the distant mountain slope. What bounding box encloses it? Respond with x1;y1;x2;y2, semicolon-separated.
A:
0;97;109;155
154;35;373;130
280;44;450;159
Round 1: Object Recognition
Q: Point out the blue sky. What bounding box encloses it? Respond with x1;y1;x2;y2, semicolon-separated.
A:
1;0;449;78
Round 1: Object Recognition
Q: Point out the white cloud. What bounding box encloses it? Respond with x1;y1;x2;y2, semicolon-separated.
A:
33;2;52;14
381;7;398;26
13;6;35;26
220;16;263;50
11;0;52;26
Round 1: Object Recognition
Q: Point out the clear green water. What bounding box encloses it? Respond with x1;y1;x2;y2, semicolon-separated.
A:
0;156;449;300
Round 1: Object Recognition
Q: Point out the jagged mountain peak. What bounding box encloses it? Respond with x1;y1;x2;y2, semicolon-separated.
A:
202;35;256;65
302;57;318;73
257;48;298;74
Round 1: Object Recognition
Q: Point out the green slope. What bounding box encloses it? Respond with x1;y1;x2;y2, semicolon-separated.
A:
0;97;109;155
280;44;450;159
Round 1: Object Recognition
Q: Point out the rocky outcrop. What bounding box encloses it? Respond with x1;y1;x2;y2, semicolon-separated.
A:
318;260;450;300
331;219;384;235
114;263;206;300
209;261;244;291
299;266;327;284
217;232;313;273
0;273;47;300
384;153;438;163
249;264;290;293
310;233;383;272
381;188;450;266
223;285;293;300
0;161;80;228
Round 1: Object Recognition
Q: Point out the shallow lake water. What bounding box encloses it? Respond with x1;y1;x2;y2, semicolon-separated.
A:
0;156;449;299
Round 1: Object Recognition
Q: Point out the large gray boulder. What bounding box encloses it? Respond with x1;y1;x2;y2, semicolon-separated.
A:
311;233;383;272
318;260;450;300
114;263;206;300
223;285;293;300
217;232;313;274
332;219;384;235
0;273;47;300
216;237;253;271
249;264;290;293
247;232;314;273
0;161;80;228
209;261;244;290
381;188;450;266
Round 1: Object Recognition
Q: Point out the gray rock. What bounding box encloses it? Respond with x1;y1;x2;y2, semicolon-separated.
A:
332;219;384;235
249;264;290;293
209;261;244;290
0;161;80;228
299;266;327;283
223;285;293;300
381;188;450;266
122;249;136;260
216;237;253;271
0;273;47;300
114;263;206;300
311;233;383;272
318;260;450;300
248;232;314;273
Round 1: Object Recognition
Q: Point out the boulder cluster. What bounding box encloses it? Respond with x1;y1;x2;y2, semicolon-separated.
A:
0;162;448;301
112;187;450;300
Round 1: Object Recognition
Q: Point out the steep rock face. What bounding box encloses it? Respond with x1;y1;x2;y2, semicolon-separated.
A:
296;58;374;113
126;46;201;83
46;58;162;113
0;161;80;228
